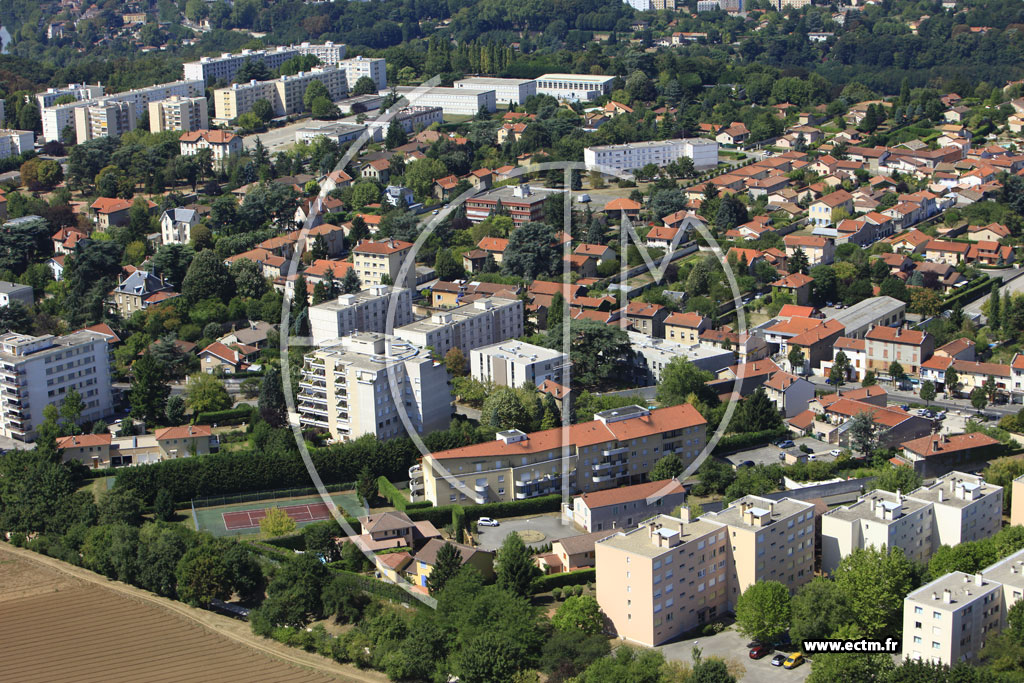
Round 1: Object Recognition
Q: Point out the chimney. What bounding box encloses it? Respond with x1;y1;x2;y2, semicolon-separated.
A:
975;573;984;586
943;589;952;604
932;592;938;601
896;488;902;503
938;487;944;503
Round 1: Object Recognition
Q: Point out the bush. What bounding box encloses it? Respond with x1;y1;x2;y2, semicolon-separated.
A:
702;622;725;636
534;568;596;593
406;494;562;527
377;477;407;511
194;405;254;426
712;427;789;454
552;587;563;600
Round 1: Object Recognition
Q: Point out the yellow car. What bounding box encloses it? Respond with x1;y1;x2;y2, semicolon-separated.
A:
783;653;804;669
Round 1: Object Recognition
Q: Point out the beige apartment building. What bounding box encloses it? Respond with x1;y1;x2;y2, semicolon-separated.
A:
149;95;208;133
74;100;135;142
864;325;934;376
1012;474;1024;526
903;572;1003;666
352;239;416;289
297;332;451;442
908;472;1003;548
702;495;816;605
596;514;730;647
214;66;348;121
394;296;524;359
420;404;706;506
821;489;934;573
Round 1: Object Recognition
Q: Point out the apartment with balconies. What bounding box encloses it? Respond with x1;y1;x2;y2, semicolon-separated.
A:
702;495;817;605
394;295;524;359
309;285;414;346
214;67;348;121
74;100;136;142
149;95;208;133
596;514;730;646
297;332;451;442
419;403;706;506
0;331;113;441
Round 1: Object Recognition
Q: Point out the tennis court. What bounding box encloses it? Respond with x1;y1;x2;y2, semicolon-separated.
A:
222;502;333;530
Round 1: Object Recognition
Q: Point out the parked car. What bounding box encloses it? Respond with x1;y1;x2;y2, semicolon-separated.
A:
776;440;795;449
829;449;841;457
749;644;773;659
783;653;805;669
900;404;910;411
936;411;947;420
771;654;788;667
807;453;816;461
576;193;591;203
736;460;755;469
477;517;499;527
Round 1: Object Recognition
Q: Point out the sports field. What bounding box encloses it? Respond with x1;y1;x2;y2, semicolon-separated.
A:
193;491;364;537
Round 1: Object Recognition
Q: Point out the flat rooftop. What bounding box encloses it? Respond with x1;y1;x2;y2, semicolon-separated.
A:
537;73;616;83
980;547;1024;589
597;515;725;558
704;495;813;530
473;339;565;363
587;138;714;152
456;77;534;86
830;295;905;331
906;571;1001;610
309;285;406;312
825;489;931;524
908;472;1000;509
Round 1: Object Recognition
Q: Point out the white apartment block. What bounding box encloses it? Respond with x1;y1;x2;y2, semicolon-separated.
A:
0;331;113;441
394;296;524;359
297;332;451;442
536;73;616;101
907;473;1003;548
35;83;104;110
148;95;208;133
74;100;136;142
214;67;348;121
367;106;443;141
454;77;537;105
340;56;387;91
309;285;414;346
396;86;496;116
597;514;730;647
628;332;735;383
903;571;1003;666
470;340;567;388
43;79;204;142
0;130;34;159
183;44;346;84
584;138;719;173
702;495;817;606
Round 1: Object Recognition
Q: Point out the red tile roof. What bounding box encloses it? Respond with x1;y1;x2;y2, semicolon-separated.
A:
864;326;928;346
354;238;412;254
576;479;684;509
154;424;213;440
57;433;111;449
902;432;999;457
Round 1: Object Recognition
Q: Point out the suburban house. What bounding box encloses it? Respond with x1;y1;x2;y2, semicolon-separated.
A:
763;371;816;417
566;479;687;533
154;425;217;459
160;207;199;245
664;312;710;344
109;270;177;317
57;433;113;468
198;341;257;374
538;530;614;574
809;190;854;227
355;511;441;551
771;272;815;306
901;432;1002;478
784;235;835;266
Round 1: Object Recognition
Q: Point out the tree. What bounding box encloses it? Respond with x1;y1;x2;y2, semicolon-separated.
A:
351;76;379;96
182;250;235;305
502;222;559;279
790;577;853;646
807;652;895;683
787;346;805;375
434;248;464;281
426;542;463;595
872;465;923;494
154;488;175;522
184;373;233;414
495;532;540;598
985;375;999;404
656;358;715;407
259;366;287;428
548;319;632;390
848;411;878;457
735;388;783;433
59;388;84;435
945;367;960;397
971;387;988;413
552;595;604;635
889;361;906;389
830;351;851;389
176;544;232;607
734;581;791;645
920;380;936;407
230;258;268;300
356;465;377;507
481;386;534;432
861;370;876;387
833;546;916;638
403;157;446;198
260;507;297;537
302;80;331;112
788;248;809;274
988;287;1002;331
650;454;684;481
445;348;468;376
547;291;564;329
97;487;143;526
385;120;408;148
129;353;170;426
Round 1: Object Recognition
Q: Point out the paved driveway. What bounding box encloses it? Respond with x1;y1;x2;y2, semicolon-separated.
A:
657;627;811;683
474;512;583;551
720;436;838;469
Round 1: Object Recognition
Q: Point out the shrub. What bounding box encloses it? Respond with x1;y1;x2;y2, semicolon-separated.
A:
712;427;789;454
534;568;596;593
407;494;562;527
377;477;407;511
552;587;563;600
194;405;254;425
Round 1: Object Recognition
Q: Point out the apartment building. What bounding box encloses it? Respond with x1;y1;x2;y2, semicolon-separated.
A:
183;44;346;84
0;130;34;160
340;56;386;91
367;106;443;140
907;472;1003;548
569;478;688;532
179;129;243;167
214;67;348;121
394;86;496;116
394;295;524;359
465;183;548;228
702;495;817;604
536;73;616;101
297;332;451;442
74;100;136;142
470;340;567;388
597;514;730;646
308;285;414;346
352;238;416;289
628;332;735;383
0;331;113;441
420;403;707;505
584;138;719;173
903;572;1003;666
43;79;204;142
35;83;104;110
821;489;935;573
864;325;934;375
0;281;33;308
148;95;208;133
454;77;537;105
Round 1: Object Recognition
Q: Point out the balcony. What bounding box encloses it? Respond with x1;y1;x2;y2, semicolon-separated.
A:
410;479;424;494
299;415;329;428
299;404;329;416
408;464;422;480
602;446;628;457
298;392;327;404
474;480;488;494
593;458;627;473
298;380;326;391
592;468;628;484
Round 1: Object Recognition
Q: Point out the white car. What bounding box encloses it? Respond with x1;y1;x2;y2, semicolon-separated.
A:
807;454;816;461
477;517;499;527
830;449;842;457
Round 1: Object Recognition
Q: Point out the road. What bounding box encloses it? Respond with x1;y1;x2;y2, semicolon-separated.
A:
964;268;1024;320
474;512;582;551
804;375;1015;417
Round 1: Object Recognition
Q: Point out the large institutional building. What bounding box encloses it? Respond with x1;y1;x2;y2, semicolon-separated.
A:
454;77;537;105
183;43;348;83
535;73;616;101
584;138;720;174
213;67;348;121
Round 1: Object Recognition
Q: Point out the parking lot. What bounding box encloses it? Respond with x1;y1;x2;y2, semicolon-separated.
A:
720;436;839;470
656;627;811;682
473;512;583;552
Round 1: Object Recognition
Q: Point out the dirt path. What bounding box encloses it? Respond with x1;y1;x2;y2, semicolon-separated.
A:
0;543;389;683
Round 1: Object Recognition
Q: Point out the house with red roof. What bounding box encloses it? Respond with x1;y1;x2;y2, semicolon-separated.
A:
771;272;815;306
91;197;155;229
901;432;1002;478
477;236;509;263
663;312;709;344
763;370;816;417
566;479;686;533
154;424;217;459
199;342;256;374
865;326;934;376
57;433;113;468
603;197;641;220
624;301;669;337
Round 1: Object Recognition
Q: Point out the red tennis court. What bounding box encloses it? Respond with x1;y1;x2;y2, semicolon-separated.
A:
222;502;332;530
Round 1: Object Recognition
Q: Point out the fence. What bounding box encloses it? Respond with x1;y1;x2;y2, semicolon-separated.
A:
192;482;355;509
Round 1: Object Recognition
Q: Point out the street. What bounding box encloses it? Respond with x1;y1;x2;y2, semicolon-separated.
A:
656;627;811;683
242;118;315;154
964;269;1024;321
802;374;1016;417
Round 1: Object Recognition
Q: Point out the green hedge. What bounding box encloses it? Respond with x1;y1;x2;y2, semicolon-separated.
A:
452;505;466;543
377;476;407;511
942;276;991;309
535;568;596;593
326;566;428;608
406;501;433;511
195;405;254;426
406;494;562;526
712;426;789;455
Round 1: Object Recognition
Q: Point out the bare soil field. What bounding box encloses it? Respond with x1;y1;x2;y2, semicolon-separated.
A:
0;544;386;683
